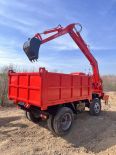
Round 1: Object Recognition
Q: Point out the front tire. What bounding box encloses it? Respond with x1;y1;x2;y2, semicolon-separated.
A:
89;98;101;116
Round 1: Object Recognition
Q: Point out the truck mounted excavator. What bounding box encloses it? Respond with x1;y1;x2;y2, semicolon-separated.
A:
8;23;108;136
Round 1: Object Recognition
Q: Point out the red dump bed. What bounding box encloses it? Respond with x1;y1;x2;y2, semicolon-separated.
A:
8;68;92;110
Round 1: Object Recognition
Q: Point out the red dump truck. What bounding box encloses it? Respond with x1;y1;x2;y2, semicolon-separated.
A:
8;23;108;136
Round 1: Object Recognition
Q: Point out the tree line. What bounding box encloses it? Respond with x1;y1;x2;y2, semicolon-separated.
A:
0;65;116;106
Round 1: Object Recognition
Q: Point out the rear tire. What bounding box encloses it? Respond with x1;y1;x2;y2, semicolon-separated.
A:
25;111;41;123
89;98;101;116
52;107;74;136
47;114;56;135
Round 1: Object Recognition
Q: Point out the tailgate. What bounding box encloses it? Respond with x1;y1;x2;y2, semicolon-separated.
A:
8;71;42;107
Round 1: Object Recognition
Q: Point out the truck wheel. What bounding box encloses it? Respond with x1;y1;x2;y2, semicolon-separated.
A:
52;107;74;136
25;111;41;123
89;98;101;116
47;114;56;135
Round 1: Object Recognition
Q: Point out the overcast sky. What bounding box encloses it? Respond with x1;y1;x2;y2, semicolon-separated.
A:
0;0;116;74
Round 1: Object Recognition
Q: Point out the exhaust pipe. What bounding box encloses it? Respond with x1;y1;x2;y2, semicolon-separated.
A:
23;37;42;62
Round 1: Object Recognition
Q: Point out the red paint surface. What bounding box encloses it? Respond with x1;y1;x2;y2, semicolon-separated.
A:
8;68;92;110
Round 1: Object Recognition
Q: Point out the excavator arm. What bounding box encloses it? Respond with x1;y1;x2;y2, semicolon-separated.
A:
23;23;102;91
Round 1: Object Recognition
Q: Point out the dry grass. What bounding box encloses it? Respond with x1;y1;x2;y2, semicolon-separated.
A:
102;75;116;91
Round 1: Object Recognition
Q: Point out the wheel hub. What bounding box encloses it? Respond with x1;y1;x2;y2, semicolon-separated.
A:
60;113;72;131
94;102;100;113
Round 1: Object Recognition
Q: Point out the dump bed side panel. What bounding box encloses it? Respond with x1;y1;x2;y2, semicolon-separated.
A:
8;69;92;110
9;73;42;107
42;72;92;108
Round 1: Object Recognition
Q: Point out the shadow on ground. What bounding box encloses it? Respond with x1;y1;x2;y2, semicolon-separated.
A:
0;116;21;126
38;110;116;154
0;116;28;128
0;116;28;138
62;110;116;153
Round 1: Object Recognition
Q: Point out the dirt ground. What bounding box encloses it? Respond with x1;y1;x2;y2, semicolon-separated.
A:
0;92;116;155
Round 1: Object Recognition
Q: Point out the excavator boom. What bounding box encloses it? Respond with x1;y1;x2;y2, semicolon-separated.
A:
23;23;102;91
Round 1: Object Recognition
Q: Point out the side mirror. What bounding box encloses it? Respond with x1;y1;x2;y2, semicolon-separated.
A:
23;37;42;61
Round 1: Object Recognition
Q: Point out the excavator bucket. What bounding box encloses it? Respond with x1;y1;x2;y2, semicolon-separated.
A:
23;37;42;61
